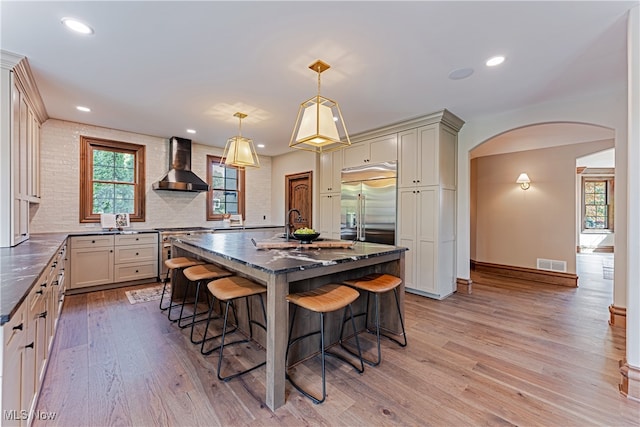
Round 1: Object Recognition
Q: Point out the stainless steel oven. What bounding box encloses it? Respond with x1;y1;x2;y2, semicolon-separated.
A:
155;227;215;278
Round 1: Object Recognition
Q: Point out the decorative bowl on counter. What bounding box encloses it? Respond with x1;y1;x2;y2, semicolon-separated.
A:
291;231;321;244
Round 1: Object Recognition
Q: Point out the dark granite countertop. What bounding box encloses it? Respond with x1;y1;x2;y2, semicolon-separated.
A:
1;233;68;324
172;230;407;275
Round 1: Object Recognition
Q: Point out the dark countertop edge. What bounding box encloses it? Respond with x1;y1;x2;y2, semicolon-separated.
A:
1;233;69;325
174;237;407;275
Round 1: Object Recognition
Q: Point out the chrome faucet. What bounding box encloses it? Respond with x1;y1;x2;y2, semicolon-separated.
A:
285;209;302;241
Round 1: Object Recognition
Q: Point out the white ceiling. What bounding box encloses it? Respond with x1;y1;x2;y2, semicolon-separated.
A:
1;1;636;157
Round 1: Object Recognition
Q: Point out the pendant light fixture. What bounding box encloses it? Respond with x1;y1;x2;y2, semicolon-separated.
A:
221;112;260;168
289;60;351;154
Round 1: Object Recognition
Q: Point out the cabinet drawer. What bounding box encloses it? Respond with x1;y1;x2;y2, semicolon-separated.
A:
115;233;158;246
70;235;114;249
114;261;158;282
114;244;157;264
3;303;26;349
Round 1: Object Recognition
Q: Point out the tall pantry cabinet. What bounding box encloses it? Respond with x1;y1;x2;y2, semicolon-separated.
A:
397;116;461;299
1;51;47;247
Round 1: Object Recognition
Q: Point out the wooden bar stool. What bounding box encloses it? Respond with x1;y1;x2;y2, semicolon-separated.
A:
286;284;365;404
160;257;203;315
340;273;407;366
201;276;267;382
180;264;232;338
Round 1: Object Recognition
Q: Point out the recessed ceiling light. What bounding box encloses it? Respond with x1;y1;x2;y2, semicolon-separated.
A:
61;17;94;35
257;144;265;148
76;106;91;112
186;129;196;134
486;56;505;67
448;67;474;80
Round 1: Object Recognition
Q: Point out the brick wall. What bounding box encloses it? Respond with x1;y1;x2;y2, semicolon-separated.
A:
30;119;272;232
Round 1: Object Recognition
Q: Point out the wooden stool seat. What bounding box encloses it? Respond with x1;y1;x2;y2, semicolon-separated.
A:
286;284;359;313
160;257;204;314
208;276;267;300
177;264;233;335
286;283;364;404
165;257;203;270
343;273;402;294
340;273;407;366
201;276;267;382
184;264;231;281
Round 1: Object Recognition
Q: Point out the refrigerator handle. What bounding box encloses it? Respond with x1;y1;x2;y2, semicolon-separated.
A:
360;194;366;241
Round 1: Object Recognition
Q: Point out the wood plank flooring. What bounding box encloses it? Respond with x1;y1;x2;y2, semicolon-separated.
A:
34;258;639;426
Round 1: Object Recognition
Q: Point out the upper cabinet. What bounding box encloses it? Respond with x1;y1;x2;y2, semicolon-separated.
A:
342;134;397;169
398;123;457;189
1;51;48;247
319;150;343;194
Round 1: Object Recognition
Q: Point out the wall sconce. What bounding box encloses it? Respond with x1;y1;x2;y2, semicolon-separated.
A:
516;173;531;190
221;112;260;169
289;59;351;154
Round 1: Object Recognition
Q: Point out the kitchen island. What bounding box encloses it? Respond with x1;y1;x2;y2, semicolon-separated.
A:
170;230;407;411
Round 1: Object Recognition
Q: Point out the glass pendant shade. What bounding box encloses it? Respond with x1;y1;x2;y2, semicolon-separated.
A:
221;112;260;168
289;60;351;154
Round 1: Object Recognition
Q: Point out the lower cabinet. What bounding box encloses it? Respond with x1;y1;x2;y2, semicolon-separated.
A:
69;233;158;290
2;240;67;426
398;186;456;299
317;193;341;240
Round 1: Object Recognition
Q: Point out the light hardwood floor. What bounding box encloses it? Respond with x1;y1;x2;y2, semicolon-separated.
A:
34;258;639;426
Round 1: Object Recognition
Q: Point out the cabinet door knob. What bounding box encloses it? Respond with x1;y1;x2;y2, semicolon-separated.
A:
136;252;139;256
25;342;35;350
39;311;47;319
135;270;139;273
136;238;139;241
40;282;47;288
92;240;96;244
13;323;23;331
110;250;113;253
36;290;43;295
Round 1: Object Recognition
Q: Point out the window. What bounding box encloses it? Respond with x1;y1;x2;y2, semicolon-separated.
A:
582;177;613;232
206;155;245;220
80;136;145;223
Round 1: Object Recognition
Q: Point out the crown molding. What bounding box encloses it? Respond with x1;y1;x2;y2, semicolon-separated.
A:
6;52;48;124
348;109;465;144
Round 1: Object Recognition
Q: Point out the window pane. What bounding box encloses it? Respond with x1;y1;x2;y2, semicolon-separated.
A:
115;184;134;199
114;166;134;182
224;177;237;191
594;182;606;193
114;198;134;213
93;165;115;181
584;182;594;193
93;182;115;214
585;195;595;205
93;150;114;167
594;194;606;205
585;206;596;217
596;206;607;216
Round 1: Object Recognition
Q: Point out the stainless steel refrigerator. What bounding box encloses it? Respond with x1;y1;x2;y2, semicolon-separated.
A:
340;162;397;245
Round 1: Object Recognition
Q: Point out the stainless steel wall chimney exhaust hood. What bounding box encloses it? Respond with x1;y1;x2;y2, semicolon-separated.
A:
152;137;209;192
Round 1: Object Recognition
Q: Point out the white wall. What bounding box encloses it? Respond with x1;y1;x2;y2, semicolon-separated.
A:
270;149;317;227
30;119;273;232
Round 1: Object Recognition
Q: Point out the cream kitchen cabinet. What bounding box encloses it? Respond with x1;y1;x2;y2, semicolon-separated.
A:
1;52;46;248
342;134;397;169
2;301;27;427
69;233;158;291
2;239;66;426
69;235;115;289
319;150;343;194
114;234;158;283
317;193;342;240
398;123;457;189
398;186;456;298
